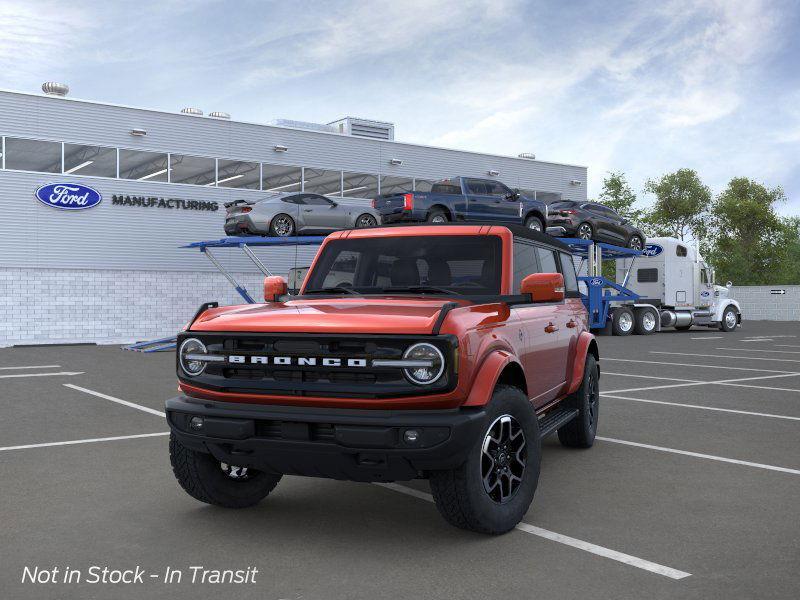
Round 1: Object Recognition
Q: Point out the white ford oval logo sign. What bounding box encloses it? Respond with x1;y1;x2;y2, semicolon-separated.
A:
35;183;102;210
641;244;663;257
588;278;603;286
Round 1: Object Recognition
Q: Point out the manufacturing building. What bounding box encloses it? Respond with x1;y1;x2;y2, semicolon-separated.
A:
0;85;588;346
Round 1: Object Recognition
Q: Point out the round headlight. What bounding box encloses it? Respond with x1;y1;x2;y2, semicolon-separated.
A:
179;338;208;376
403;342;445;385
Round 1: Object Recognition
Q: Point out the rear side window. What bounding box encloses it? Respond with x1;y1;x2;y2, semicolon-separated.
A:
638;268;658;282
559;253;579;293
430;180;462;194
281;195;304;204
513;241;539;293
536;247;559;274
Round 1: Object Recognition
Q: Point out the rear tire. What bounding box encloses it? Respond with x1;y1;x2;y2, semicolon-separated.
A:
627;235;644;251
427;208;449;223
524;215;544;232
719;306;738;332
429;385;541;534
558;355;599;448
611;307;634;336
576;222;593;240
634;308;657;335
169;434;282;508
355;213;378;228
269;214;295;237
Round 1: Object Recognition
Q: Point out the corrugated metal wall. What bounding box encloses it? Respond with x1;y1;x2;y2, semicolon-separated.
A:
0;89;587;276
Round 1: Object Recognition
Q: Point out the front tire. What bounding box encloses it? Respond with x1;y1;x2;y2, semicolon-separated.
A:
558;354;599;448
524;215;544;232
169;434;282;508
719;306;738;332
430;385;541;534
269;213;295;237
627;235;644;251
576;222;593;240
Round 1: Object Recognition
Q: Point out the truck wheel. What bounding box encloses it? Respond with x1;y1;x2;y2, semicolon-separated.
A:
611;307;634;336
524;215;544;232
169;434;282;508
634;308;657;335
429;385;541;535
558;354;599;448
427;208;449;223
719;306;738;332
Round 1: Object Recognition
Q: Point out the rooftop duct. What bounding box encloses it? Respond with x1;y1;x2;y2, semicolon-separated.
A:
180;107;203;116
269;119;337;134
42;82;69;97
329;117;394;141
209;111;230;119
518;152;536;160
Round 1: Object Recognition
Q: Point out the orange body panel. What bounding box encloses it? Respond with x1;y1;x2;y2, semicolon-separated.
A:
183;225;594;410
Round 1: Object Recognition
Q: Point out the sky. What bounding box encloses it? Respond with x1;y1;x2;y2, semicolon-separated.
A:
1;0;799;213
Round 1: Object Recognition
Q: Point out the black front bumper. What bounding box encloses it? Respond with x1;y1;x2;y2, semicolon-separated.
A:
166;396;487;482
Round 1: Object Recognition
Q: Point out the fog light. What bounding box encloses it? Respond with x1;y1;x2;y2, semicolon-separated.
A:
189;416;204;431
403;429;420;444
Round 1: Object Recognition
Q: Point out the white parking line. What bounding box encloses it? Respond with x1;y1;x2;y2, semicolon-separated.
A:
602;394;800;421
0;432;169;453
690;336;723;340
597;437;800;476
375;483;691;580
602;372;800;395
650;351;800;364
716;348;800;354
776;344;800;349
603;358;797;374
603;372;702;383
64;384;166;418
0;371;84;379
0;365;61;370
740;339;774;343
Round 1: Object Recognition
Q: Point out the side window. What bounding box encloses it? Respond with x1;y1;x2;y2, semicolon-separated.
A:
281;195;302;204
536;247;558;274
637;268;658;283
559;253;579;293
676;245;688;257
465;179;488;195
513;241;539;293
485;181;511;197
430;180;462;194
304;195;332;206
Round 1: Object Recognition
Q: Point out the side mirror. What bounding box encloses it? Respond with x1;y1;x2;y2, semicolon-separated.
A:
505;191;520;201
264;276;288;302
329;201;338;208
520;273;565;303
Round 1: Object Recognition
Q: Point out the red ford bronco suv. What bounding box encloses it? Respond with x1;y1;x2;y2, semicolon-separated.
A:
167;224;599;534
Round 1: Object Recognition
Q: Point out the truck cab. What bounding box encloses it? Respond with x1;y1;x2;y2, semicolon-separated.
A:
166;224;599;534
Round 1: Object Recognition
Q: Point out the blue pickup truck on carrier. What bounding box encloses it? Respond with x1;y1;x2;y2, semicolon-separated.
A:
373;177;548;231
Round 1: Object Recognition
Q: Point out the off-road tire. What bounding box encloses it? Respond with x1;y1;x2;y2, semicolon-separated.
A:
633;307;657;335
427;208;449;223
611;307;634;336
719;306;738;332
524;215;544;232
429;385;541;535
169;434;282;508
557;355;599;448
269;213;295;237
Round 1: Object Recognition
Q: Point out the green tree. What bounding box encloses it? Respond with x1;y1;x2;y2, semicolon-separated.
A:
706;177;791;285
598;171;643;225
642;169;711;241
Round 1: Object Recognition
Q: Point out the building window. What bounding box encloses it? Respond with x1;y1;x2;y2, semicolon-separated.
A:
63;144;117;177
341;172;378;198
170;154;216;186
119;149;169;182
262;163;302;192
379;175;413;195
4;137;61;173
304;168;342;196
217;159;260;189
414;179;436;192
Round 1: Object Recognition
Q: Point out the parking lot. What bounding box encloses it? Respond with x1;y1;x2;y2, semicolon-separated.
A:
1;320;799;600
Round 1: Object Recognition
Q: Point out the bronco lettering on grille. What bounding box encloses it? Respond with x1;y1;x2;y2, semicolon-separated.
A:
226;355;368;367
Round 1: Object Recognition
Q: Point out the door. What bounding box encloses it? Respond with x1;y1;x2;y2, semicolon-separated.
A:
299;194;347;232
464;179;496;222
512;241;571;405
483;180;521;223
584;204;616;242
697;262;714;307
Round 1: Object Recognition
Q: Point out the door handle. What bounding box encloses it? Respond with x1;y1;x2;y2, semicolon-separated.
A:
566;319;577;328
303;209;313;212
544;322;559;333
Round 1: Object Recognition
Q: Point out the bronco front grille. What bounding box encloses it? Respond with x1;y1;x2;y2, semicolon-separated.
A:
177;332;457;399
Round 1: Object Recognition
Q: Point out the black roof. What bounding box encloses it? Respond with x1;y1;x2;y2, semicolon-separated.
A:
380;222;571;252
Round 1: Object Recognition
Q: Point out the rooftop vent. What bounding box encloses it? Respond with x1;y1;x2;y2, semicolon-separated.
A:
180;107;203;116
209;111;230;119
42;82;69;97
269;119;337;134
518;152;536;160
328;117;395;141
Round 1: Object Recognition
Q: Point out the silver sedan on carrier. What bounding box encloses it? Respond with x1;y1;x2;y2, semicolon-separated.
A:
224;192;381;237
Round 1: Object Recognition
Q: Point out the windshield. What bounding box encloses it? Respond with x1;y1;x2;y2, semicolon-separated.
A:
304;235;503;296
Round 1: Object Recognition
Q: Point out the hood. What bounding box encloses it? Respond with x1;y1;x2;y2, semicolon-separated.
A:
714;285;730;298
191;297;465;335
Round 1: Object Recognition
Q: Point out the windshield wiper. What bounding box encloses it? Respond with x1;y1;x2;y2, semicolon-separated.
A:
382;285;458;295
304;286;360;295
